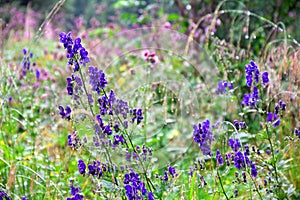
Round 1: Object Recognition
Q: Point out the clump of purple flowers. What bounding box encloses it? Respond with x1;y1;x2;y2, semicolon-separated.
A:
58;105;72;121
88;66;108;94
245;61;269;87
67;179;84;200
216;80;233;94
21;48;35;75
242;61;270;108
123;169;153;200
241;86;259;108
59;32;90;68
216;150;224;166
228;138;258;178
0;189;12;200
68;131;81;149
193;120;214;156
162;165;178;182
266;112;280;127
233;120;247;131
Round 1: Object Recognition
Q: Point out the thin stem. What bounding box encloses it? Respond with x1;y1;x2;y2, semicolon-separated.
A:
76;59;95;117
248;172;263;200
216;168;229;200
265;126;279;183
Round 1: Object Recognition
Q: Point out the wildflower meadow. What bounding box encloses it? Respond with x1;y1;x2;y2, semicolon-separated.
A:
0;0;300;199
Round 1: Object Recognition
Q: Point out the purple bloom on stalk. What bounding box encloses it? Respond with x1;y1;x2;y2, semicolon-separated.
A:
234;151;246;170
58;105;72;120
59;32;90;67
68;131;81;149
234;189;238;197
78;160;86;174
168;165;177;178
267;112;280;127
0;189;12;200
67;179;84;200
262;71;269;85
113;134;125;146
251;162;258;178
22;197;28;200
216;80;233;94
66;77;73;95
193;120;214;156
88;161;103;178
216;150;223;166
228;138;241;152
123;169;149;200
88;66;108;94
131;108;144;125
103;125;112;135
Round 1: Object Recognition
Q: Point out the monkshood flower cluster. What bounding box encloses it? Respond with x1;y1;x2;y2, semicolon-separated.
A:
67;180;84;200
123;169;154;200
267;100;286;127
216;80;233;94
227;138;257;178
21;48;35;75
0;189;12;200
192;120;214;156
58;32;157;199
59;32;89;68
242;61;269;108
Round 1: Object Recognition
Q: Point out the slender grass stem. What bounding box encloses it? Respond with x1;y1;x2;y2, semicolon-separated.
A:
216;168;229;200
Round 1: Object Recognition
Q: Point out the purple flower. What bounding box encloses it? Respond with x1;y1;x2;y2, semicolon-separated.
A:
88;161;103;178
88;94;94;104
0;189;12;200
234;189;238;197
193;120;214;156
131;108;144;125
113;134;125;146
66;77;73;95
228;138;241;152
241;87;259;108
59;32;90;68
78;160;86;175
67;179;84;200
68;131;81;149
234;151;246;170
88;66;108;94
123;169;149;200
267;112;280;127
168;165;177;178
58;105;72;120
251;162;258;178
216;80;233;94
216;150;223;166
262;71;269;85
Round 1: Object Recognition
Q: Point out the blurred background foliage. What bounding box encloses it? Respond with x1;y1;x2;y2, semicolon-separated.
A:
0;0;299;39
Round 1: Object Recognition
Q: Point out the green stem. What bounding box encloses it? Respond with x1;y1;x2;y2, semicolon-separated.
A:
217;168;229;200
76;59;95;117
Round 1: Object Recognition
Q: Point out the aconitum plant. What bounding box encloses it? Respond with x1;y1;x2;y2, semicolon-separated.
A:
190;60;296;199
57;30;298;199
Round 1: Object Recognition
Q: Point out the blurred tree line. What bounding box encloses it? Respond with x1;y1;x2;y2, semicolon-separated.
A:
0;0;299;40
